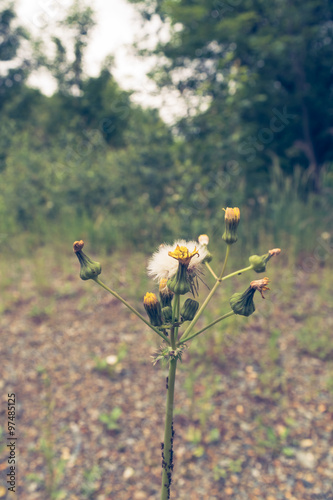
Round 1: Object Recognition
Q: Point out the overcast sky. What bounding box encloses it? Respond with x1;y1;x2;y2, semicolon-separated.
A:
15;0;179;119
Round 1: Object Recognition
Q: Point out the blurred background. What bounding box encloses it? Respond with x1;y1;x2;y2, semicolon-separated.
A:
0;0;332;499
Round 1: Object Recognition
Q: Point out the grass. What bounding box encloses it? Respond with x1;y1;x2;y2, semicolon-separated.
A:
1;213;332;472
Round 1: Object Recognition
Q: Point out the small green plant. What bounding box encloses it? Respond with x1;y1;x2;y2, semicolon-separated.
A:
297;316;333;360
213;457;245;482
81;465;102;498
73;207;281;499
37;368;67;499
253;329;284;402
99;407;123;432
93;343;128;377
253;417;294;458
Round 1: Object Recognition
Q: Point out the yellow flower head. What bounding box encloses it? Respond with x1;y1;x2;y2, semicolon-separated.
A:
143;292;159;306
168;245;199;266
159;278;169;293
222;207;240;244
143;293;163;326
223;207;240;223
159;279;174;307
147;239;208;283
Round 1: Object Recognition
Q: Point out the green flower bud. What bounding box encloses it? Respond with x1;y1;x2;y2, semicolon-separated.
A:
167;263;191;295
230;277;270;316
249;254;267;273
198;234;213;263
230;287;256;316
162;306;173;323
143;293;163;327
249;248;281;273
73;240;102;281
222;207;240;244
180;298;199;321
159;278;174;307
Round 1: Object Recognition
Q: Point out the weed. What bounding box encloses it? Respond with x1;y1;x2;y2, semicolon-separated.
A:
81;465;102;498
99;407;123;432
297;315;333;360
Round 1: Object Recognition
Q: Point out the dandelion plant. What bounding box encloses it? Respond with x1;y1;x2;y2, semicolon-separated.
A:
73;207;281;499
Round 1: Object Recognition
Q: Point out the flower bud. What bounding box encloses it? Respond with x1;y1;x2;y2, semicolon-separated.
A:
143;292;163;327
180;298;199;321
230;287;256;316
198;234;209;245
162;306;173;323
230;277;270;316
198;234;213;263
222;207;240;244
249;254;267;273
159;278;174;307
249;248;281;273
167;264;191;295
73;240;102;281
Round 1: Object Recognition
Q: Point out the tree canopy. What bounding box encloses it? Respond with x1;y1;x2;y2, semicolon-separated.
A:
129;0;333;192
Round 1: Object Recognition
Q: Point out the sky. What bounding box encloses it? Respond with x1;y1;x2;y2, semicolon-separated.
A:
14;0;183;121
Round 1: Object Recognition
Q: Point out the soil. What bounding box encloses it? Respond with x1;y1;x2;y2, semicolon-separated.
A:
0;259;332;500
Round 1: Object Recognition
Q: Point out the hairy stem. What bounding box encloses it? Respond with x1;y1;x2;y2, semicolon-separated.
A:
161;358;177;500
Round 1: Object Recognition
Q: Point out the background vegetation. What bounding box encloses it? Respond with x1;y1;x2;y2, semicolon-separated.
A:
0;0;332;258
1;1;333;498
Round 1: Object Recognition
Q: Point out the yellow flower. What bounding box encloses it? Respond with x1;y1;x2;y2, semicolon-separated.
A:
147;240;207;281
224;207;240;222
143;292;159;307
159;279;174;307
143;292;163;327
168;245;199;266
222;207;240;244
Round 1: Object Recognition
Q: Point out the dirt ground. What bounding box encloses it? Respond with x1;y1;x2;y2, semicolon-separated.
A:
0;256;332;500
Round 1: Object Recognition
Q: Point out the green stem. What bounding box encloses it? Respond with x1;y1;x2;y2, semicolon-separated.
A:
93;278;170;344
180;245;231;342
205;262;218;280
219;244;230;280
170;294;180;348
161;358;177;500
178;311;235;345
222;265;253;281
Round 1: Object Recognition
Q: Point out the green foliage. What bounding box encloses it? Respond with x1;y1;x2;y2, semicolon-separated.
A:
213;458;245;481
94;344;128;378
0;0;332;260
99;407;123;431
297;315;333;360
0;1;31;110
129;0;333;192
252;418;296;458
81;465;102;498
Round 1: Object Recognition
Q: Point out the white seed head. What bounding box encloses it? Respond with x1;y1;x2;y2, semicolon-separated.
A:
147;240;208;282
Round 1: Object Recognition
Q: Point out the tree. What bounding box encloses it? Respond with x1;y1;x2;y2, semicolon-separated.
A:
0;1;31;109
48;1;96;94
129;0;333;192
